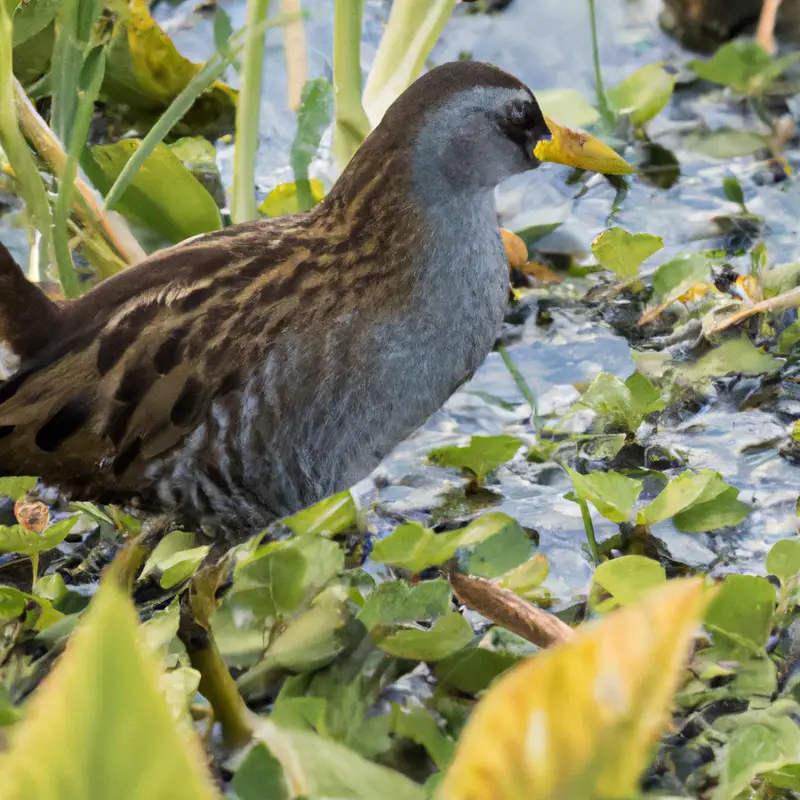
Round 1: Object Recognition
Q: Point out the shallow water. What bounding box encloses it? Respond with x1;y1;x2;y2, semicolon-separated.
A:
87;0;800;595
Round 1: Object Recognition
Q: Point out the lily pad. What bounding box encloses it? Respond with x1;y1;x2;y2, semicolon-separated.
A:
591;227;663;280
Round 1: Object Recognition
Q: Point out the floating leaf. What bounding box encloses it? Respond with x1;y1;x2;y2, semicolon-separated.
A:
438;578;708;800
536;88;600;129
85;139;222;246
0;476;37;501
678;336;781;383
357;579;451;631
566;468;643;524
651;252;711;300
379;612;474;661
467;519;532;578
673;485;751;532
259;180;327;217
722;175;746;207
428;435;522;480
704;574;775;658
576;370;664;432
497;553;549;598
684;128;767;160
591;227;663;280
434;647;521;695
766;539;800;583
608;63;676;126
591;555;666;611
0;581;221;799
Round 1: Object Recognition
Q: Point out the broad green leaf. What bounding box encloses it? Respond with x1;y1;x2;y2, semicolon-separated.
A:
101;0;236;135
428;434;522;480
0;581;221;800
591;227;663;280
434;647;521;695
139;530;196;581
575;371;663;432
536;89;600;129
704;574;775;658
684;128;767;159
608;63;676;126
467;519;532;578
767;539;800;583
392;705;455;771
231;743;291;800
497;553;549;598
379;612;474;661
688;40;800;93
679;336;781;383
158;546;210;589
11;0;59;47
244;720;426;800
85;140;222;245
0;585;64;629
0;516;77;557
637;470;722;526
259;179;326;217
566;468;643;524
0;476;37;500
778;320;800;354
438;579;708;800
651;252;711;300
228;535;344;623
672;485;751;532
283;490;357;537
357;578;451;631
591;555;666;611
713;718;800;800
34;572;68;604
291;78;334;211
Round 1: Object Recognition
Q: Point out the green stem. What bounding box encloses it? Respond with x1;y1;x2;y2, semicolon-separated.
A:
588;0;613;126
231;0;271;224
577;496;599;565
498;345;540;439
0;0;53;265
332;0;370;169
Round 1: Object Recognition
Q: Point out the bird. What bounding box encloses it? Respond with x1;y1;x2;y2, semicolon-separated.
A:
0;61;632;548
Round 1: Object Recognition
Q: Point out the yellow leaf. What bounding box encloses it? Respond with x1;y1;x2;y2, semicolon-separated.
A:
259;180;326;217
438;578;708;800
0;581;221;800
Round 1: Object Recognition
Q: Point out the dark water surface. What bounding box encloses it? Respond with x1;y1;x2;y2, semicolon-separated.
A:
155;0;800;596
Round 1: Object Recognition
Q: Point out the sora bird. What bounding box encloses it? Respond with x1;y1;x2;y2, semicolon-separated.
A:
0;61;632;545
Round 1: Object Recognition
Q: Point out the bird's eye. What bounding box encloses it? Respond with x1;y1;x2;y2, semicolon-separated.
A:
507;100;528;124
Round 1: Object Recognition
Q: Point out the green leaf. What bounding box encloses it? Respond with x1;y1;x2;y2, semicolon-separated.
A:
229;535;345;623
566;468;643;524
0;476;37;501
683;128;767;159
392;705;455;771
428;434;522;480
688;40;800;93
607;63;676;126
245;720;426;800
379;612;474;661
139;530;196;582
713;718;800;800
678;336;781;383
778;320;800;355
259;179;327;217
283;490;357;537
575;371;663;432
497;553;549;598
0;585;64;629
766;539;800;583
673;485;751;532
0;581;221;799
723;175;746;207
11;0;58;47
158;546;210;589
467;520;532;578
212;6;234;54
591;555;666;611
85;140;222;245
651;252;711;300
357;579;451;631
704;574;775;658
536;88;600;128
0;516;77;557
637;470;726;526
291;78;334;211
434;647;520;695
591;227;663;280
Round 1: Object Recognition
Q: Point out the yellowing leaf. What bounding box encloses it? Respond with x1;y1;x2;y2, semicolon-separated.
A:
438;578;708;800
259;180;326;217
0;581;221;800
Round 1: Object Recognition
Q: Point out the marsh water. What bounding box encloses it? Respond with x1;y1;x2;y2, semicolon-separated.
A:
104;0;800;597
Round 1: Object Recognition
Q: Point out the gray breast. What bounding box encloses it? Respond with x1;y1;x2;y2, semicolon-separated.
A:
151;198;508;537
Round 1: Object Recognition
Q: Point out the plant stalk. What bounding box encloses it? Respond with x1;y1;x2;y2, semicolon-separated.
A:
588;0;613;127
577;496;600;565
231;0;272;223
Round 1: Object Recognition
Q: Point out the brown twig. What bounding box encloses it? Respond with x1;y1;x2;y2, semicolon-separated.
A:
281;0;308;110
449;571;574;649
12;78;146;265
757;0;784;55
709;285;800;334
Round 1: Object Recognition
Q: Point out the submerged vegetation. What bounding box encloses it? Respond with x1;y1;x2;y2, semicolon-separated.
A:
1;0;800;797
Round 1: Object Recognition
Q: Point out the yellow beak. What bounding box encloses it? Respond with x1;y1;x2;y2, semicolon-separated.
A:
533;116;635;175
